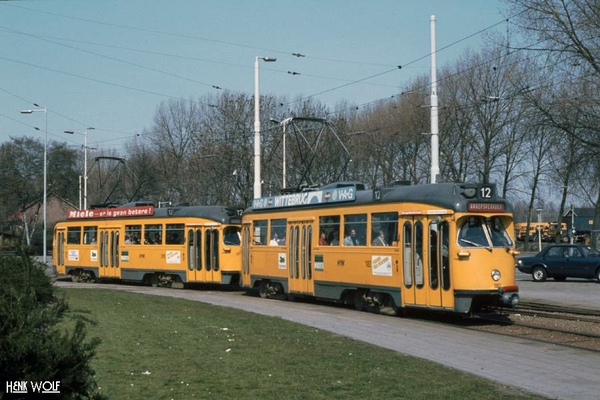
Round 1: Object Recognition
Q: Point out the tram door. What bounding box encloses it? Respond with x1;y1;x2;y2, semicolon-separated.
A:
240;224;251;287
400;216;427;306
98;228;120;278
428;219;453;308
427;220;442;307
287;221;314;295
186;228;221;283
54;227;66;273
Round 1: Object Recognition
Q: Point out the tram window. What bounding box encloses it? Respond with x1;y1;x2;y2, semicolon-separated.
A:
223;226;241;245
487;217;513;247
403;222;412;287
125;224;141;244
166;224;184;244
83;226;98;244
429;222;439;289
440;221;450;290
343;214;366;246
253;220;268;245
371;212;398;246
319;216;340;246
270;218;286;246
414;221;424;288
145;224;163;245
458;217;488;247
67;227;81;244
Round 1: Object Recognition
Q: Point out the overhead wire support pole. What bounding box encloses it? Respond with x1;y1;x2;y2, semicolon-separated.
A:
430;15;440;184
64;128;95;209
253;56;277;199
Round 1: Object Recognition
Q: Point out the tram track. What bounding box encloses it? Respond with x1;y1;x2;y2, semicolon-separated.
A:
468;302;600;352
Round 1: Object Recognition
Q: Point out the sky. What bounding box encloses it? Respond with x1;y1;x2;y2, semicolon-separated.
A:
0;0;509;155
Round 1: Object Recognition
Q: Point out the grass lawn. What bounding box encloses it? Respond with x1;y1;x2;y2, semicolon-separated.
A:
58;288;543;399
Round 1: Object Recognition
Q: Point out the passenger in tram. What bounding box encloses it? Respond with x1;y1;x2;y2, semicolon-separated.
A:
270;233;280;246
319;231;327;246
168;233;181;244
329;231;340;246
372;230;388;246
344;229;359;246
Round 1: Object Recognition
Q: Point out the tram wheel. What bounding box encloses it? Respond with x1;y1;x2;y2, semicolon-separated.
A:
532;266;547;282
353;290;366;311
259;282;269;299
379;295;398;316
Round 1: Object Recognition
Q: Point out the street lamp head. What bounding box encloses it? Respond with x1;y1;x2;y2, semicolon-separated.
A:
261;57;277;62
20;110;34;114
64;130;75;134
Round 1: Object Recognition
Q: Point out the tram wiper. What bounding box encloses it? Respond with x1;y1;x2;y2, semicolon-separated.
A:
459;238;479;247
459;238;492;251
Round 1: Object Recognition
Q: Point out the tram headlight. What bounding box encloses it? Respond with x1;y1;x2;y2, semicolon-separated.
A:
491;269;501;281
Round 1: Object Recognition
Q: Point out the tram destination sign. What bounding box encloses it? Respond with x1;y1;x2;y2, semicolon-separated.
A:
467;202;505;213
252;187;356;210
67;205;155;219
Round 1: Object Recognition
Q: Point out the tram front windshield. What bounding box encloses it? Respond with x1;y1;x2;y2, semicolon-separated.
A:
458;216;513;248
223;226;241;245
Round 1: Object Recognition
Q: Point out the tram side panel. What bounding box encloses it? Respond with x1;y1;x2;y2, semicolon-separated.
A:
54;212;242;287
243;221;290;296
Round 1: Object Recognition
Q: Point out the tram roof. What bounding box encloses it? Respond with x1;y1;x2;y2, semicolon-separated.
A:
247;181;512;214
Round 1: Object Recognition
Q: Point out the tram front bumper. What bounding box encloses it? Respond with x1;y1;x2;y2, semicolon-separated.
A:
500;285;519;307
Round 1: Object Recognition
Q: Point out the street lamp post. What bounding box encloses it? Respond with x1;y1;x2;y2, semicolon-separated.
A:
64;128;94;209
254;56;277;199
535;208;543;252
20;105;48;264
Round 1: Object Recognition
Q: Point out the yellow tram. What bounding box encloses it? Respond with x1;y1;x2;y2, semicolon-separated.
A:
241;181;520;314
54;203;243;287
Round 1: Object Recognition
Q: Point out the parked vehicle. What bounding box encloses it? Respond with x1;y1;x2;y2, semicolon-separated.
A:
516;244;600;282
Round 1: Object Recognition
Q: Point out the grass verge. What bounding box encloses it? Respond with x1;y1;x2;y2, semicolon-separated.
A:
58;288;542;399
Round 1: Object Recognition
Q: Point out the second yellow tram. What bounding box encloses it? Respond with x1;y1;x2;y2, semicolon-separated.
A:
54;204;243;287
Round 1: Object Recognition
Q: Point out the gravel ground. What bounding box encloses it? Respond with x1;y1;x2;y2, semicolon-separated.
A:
473;312;600;351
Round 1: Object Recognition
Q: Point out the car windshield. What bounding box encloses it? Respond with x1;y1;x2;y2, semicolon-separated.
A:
458;216;513;248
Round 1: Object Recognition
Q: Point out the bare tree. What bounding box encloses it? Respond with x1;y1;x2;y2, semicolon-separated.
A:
0;137;77;246
149;98;202;203
505;0;600;150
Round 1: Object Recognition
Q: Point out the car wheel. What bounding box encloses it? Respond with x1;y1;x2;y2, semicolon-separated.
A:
596;268;600;283
532;266;547;282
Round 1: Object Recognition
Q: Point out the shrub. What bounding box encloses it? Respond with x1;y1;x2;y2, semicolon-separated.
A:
0;251;105;399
